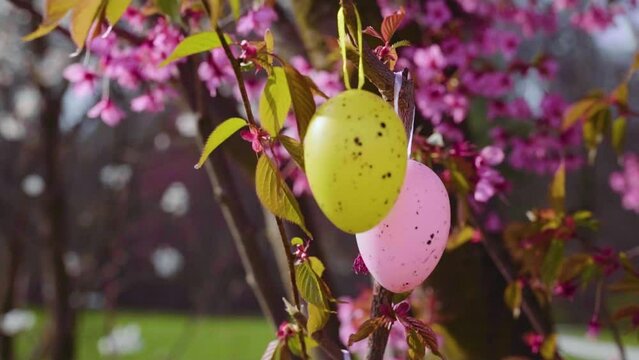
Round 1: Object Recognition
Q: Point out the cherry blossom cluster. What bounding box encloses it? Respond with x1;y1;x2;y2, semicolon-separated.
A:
380;0;631;180
609;153;639;213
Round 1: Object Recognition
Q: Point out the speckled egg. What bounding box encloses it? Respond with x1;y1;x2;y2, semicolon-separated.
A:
303;89;408;233
356;160;450;293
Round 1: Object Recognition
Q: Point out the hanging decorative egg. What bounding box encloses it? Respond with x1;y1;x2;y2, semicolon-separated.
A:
356;160;450;293
303;89;408;233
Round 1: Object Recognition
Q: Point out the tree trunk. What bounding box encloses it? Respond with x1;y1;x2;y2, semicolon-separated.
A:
40;89;76;360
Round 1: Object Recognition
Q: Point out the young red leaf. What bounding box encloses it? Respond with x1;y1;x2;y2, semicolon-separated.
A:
612;305;639;322
362;26;384;41
347;317;385;346
380;7;405;43
397;315;444;359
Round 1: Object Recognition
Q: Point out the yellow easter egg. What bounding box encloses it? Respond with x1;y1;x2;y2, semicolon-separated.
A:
303;89;408;233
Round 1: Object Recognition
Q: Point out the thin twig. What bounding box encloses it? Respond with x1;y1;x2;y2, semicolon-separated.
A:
216;24;310;360
275;218;309;360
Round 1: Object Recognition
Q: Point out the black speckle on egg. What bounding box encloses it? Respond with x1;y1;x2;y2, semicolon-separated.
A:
380;122;386;128
430;233;434;239
377;132;383;137
427;240;432;245
353;137;363;146
384;199;389;205
414;226;418;230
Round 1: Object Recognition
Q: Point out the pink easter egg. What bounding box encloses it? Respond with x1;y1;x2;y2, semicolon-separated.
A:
355;160;451;293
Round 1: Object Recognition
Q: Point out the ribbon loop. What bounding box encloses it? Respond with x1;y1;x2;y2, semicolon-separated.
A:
337;5;365;90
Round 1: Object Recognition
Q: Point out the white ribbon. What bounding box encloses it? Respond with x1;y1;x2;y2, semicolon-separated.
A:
393;71;415;156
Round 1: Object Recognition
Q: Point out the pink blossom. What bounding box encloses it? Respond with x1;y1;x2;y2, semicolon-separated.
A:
423;0;451;30
122;7;145;31
240;126;267;153
130;87;175;113
553;281;577;300
413;45;446;82
593;247;620;276
610;154;639;213
198;49;234;97
571;6;616;33
236;6;278;36
523;332;544;354
88;99;125;127
352;254;369;275
587;315;601;339
479;146;504;166
63;64;98;96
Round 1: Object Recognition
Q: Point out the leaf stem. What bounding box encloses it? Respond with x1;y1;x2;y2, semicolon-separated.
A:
215;26;258;127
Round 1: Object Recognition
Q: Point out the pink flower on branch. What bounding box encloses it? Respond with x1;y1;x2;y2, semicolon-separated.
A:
88;99;125;127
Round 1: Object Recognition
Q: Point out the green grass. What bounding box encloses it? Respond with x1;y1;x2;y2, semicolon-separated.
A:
15;310;272;360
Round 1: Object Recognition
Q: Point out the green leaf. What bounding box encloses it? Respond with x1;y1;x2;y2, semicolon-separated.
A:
308;256;325;277
562;98;606;130
540;333;557;360
392;39;411;49
283;64;315;140
160;32;232;67
295;261;324;306
265;29;274;65
230;0;241;19
451;169;470;193
194;117;247;169
22;0;75;41
407;330;426;360
549;162;565;213
541;239;565;285
291;237;304;246
156;0;180;21
105;0;132;25
259;67;291;136
288;335;318;357
612;83;629;108
255;155;309;235
611;116;627;156
70;0;105;49
261;339;281;360
557;254;592;283
347;317;384;346
446;225;474;250
278;135;304;170
307;303;329;335
504;281;522;319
